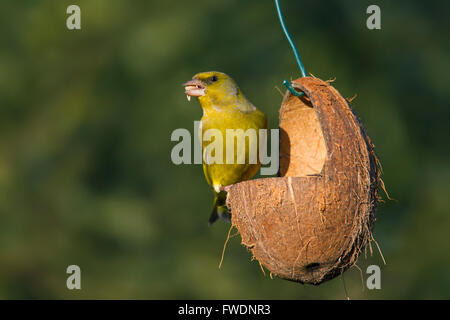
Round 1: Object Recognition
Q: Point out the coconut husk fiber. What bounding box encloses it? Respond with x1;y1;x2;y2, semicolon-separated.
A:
225;76;379;285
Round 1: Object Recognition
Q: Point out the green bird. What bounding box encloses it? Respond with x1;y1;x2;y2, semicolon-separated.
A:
183;71;268;225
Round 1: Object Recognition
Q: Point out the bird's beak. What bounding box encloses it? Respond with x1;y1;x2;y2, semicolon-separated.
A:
183;79;206;101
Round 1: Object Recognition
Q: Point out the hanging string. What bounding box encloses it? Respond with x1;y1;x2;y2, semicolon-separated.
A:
274;0;306;97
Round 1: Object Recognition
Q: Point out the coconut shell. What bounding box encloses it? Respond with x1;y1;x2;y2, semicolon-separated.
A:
226;77;379;285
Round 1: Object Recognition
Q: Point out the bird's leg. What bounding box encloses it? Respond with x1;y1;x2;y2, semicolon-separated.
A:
219;185;233;193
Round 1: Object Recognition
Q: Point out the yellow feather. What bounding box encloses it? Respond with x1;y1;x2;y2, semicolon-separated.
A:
186;71;267;223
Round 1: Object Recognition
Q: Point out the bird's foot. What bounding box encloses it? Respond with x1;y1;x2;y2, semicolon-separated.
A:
220;185;233;193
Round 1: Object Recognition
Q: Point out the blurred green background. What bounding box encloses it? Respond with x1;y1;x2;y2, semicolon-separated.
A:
0;0;449;299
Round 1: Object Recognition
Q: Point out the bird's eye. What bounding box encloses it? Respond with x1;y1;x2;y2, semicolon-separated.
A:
210;75;218;82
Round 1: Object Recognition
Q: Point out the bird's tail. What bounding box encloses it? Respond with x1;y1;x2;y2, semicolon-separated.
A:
208;191;231;226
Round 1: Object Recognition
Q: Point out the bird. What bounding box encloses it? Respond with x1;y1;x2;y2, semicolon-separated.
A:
183;71;268;225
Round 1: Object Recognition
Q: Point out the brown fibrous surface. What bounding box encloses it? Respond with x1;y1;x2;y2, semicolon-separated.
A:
226;77;379;284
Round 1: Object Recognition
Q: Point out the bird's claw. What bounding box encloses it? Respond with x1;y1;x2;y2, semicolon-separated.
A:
220;185;233;193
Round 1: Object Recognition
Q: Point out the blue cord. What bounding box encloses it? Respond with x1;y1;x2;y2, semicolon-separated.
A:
283;80;304;97
274;0;306;97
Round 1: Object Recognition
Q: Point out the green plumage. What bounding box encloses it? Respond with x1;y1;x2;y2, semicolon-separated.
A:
184;71;268;225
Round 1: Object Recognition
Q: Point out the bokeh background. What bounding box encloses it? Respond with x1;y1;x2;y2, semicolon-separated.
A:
0;0;449;299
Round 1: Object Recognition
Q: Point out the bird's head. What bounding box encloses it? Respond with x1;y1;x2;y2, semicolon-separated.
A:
183;71;240;107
